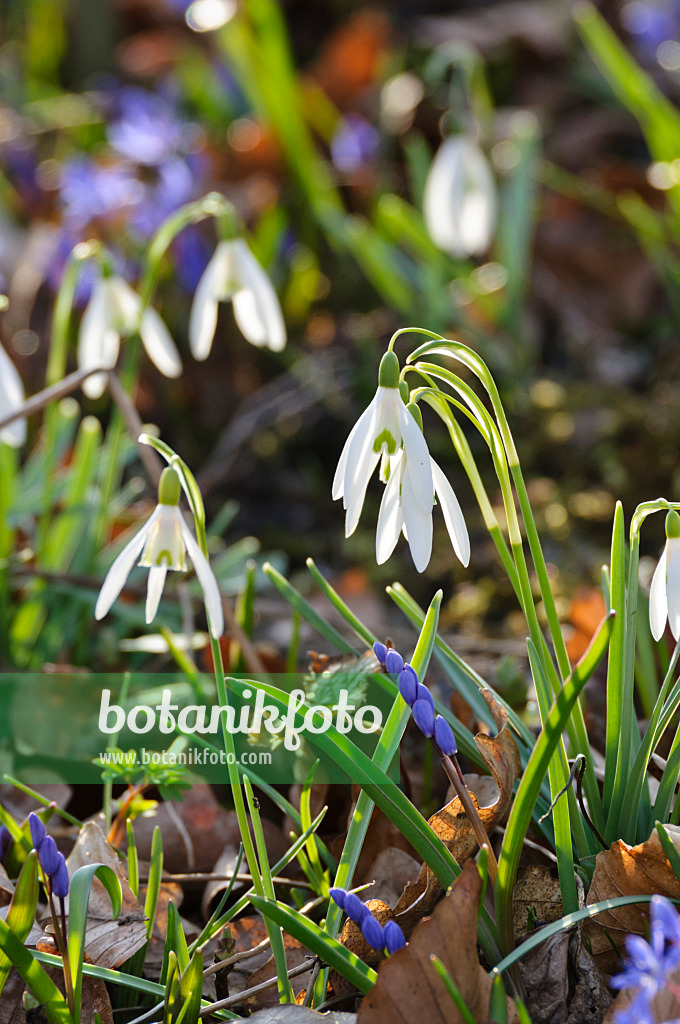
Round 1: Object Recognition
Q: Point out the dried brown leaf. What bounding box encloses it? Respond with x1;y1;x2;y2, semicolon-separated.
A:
357;861;517;1024
520;927;611;1024
585;825;680;972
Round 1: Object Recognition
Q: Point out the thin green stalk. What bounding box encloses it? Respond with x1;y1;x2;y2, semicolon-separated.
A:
244;778;294;1003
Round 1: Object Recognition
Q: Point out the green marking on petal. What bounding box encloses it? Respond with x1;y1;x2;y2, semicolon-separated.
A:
373;429;397;455
666;509;680;539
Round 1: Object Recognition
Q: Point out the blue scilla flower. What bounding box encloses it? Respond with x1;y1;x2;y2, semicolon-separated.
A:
383;920;406;954
0;825;11;862
398;665;418;705
384;649;404;675
612;895;680;1023
37;835;60;877
412;698;435;738
373;641;388;664
330;887;368;925
416;683;434;711
434;715;457;757
622;0;680;62
29;813;46;849
51;855;70;899
360;915;385;952
331;114;381;175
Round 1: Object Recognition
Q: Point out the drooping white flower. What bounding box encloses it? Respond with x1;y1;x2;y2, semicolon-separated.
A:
0;342;26;447
649;509;680;642
189;238;286;359
95;466;224;637
376;447;470;573
78;276;182;399
423;136;497;259
332;351;433;539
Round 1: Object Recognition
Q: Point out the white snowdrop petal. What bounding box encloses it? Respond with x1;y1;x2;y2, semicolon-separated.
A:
431;459;470;566
233;242;286;352
78;284;120;398
343;393;382;511
189;244;231;360
423;136;496;258
375;456;404;564
649;546;669;642
95;508;161;621
333;400;376;501
399;406;433;512
0;342;26;447
145;564;168;623
666;538;680;641
139;308;182;379
178;515;224;638
401;458;433;572
108;278;142;332
344;448;380;537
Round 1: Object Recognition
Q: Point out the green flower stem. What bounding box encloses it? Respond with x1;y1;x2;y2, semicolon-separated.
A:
47;241;100;388
244;779;294;1003
139;193;238;309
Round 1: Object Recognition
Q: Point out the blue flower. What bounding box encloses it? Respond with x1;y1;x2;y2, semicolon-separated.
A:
331;114;380;174
37;835;60;877
622;1;680;61
412;698;435;738
360;915;385;952
373;642;388;664
58;157;143;232
384;649;404;675
612;895;680;1023
107;87;191;167
51;854;70;899
398;665;418;705
434;715;457;757
28;813;46;850
383;920;406;954
0;825;11;862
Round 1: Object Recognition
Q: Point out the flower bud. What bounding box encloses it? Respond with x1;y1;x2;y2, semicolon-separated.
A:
398;665;418;706
416;683;434;711
38;835;60;877
384;919;406;954
29;813;46;850
412;698;436;739
434;715;457;757
378;351;400;389
329;887;347;912
384;649;404;675
373;642;388;665
0;825;11;862
51;855;70;899
360;915;386;952
344;892;369;924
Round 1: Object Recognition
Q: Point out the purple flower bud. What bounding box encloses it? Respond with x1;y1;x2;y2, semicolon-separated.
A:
416;683;434;711
434;715;457;757
373;642;387;665
344;892;369;924
384;649;404;675
412;698;436;739
398;666;418;706
0;826;11;862
330;887;347;912
37;836;60;877
28;813;46;850
51;855;69;899
360;914;385;952
384;919;406;954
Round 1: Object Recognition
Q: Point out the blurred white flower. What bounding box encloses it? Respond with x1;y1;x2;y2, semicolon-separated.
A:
0;342;26;447
78;276;182;399
332;351;433;539
95;466;223;637
189;238;286;359
650;509;680;642
423;136;497;259
376;448;470;573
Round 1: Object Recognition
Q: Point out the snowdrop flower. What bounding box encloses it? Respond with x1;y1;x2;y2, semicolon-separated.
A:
423;136;497;259
649;508;680;641
95;466;224;637
189;238;286;359
375;400;470;573
332;351;433;540
78;275;182;399
0;342;26;447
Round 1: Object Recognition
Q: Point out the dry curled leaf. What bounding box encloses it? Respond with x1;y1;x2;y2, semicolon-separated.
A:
520;927;611;1024
357;860;517;1024
585;824;680;972
394;690;521;931
513;864;577;942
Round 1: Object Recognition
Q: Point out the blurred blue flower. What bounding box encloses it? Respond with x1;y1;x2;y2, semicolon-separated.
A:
612;895;680;1023
58;156;143;231
622;1;680;61
108;87;191;167
172;225;212;292
331;114;380;174
131;157;196;238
